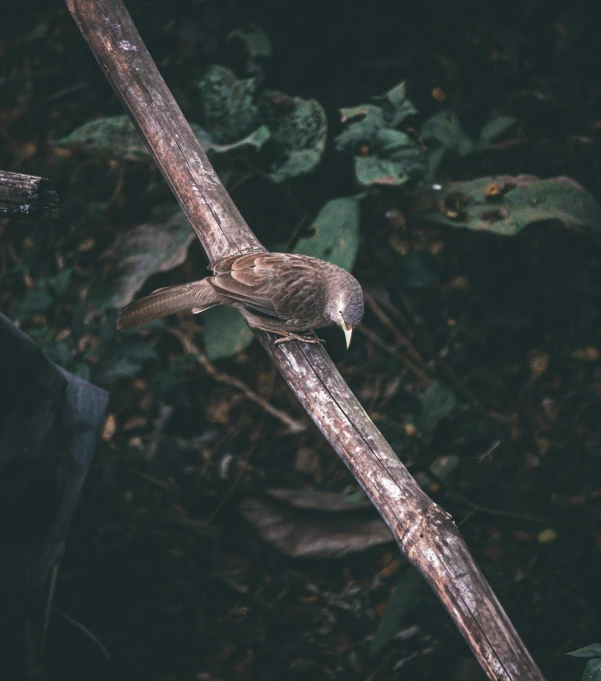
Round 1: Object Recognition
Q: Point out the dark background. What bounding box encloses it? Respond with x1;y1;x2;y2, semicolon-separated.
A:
1;0;601;679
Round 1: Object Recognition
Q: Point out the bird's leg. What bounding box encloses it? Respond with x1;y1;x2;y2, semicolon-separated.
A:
274;333;325;346
237;307;325;345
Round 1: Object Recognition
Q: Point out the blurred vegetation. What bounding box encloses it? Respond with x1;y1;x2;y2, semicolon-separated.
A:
2;0;601;679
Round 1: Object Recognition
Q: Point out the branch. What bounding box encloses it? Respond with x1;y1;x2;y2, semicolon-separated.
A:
63;1;546;678
0;170;59;221
168;326;306;434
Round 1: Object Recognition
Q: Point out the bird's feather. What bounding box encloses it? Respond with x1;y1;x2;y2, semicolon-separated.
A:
209;253;329;329
116;279;220;331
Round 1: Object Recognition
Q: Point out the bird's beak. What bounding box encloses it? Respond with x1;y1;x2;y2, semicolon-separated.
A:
338;312;353;349
344;326;353;349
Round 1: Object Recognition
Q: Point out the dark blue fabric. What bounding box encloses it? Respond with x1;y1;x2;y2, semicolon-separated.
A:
0;312;108;610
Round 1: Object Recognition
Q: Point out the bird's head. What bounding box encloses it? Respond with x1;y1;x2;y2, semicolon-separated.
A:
325;272;364;349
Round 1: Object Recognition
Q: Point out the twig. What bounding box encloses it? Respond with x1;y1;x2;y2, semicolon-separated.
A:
208;367;275;522
41;563;60;664
366;291;483;410
452;492;549;524
167;326;306;434
55;610;111;661
364;291;422;360
358;324;430;382
63;2;546;678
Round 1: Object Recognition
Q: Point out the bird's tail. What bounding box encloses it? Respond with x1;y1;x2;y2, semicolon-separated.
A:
117;280;219;331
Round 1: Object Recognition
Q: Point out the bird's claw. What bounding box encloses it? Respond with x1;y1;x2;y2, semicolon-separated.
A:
274;334;325;346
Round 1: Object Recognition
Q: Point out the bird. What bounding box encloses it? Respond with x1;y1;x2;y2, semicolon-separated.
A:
116;252;364;348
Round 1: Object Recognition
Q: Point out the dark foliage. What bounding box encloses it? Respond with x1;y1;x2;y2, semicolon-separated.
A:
1;1;601;679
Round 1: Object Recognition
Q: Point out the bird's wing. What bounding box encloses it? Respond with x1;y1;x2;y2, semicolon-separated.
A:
210;253;326;325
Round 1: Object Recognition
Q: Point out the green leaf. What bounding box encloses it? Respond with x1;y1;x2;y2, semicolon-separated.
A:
45;341;73;368
108;211;196;309
359;129;427;186
419;175;601;236
56;115;213;161
582;659;601;681
73;362;91;382
381;81;408;106
401;250;441;288
478;116;520;149
262;93;327;182
354;157;400;186
336;92;426;187
56;116;149;161
422;111;474;155
337;81;417;145
568;644;601;659
419;381;457;435
198;65;264;146
203;307;254;360
41;268;72;296
93;358;142;383
71;299;87;336
369;568;424;656
422;110;474;179
373;81;419;127
294;197;361;271
353;133;426;186
119;341;159;363
13;290;53;320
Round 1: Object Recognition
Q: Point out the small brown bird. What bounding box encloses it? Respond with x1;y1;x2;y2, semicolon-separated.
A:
116;252;364;347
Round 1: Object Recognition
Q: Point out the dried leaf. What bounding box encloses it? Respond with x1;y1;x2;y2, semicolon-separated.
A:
529;349;549;380
537;528;558;544
240;496;392;558
429;454;460;481
209;125;271;154
109;211;195;309
571;347;600;361
267;488;371;511
101;413;117;441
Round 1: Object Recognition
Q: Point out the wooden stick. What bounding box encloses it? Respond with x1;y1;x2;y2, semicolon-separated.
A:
63;1;546;678
0;170;59;221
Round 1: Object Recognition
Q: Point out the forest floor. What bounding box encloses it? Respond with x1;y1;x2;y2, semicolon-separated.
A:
1;1;601;679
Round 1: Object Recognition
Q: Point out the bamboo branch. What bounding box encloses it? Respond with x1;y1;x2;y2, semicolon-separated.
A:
63;1;546;678
0;170;59;221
